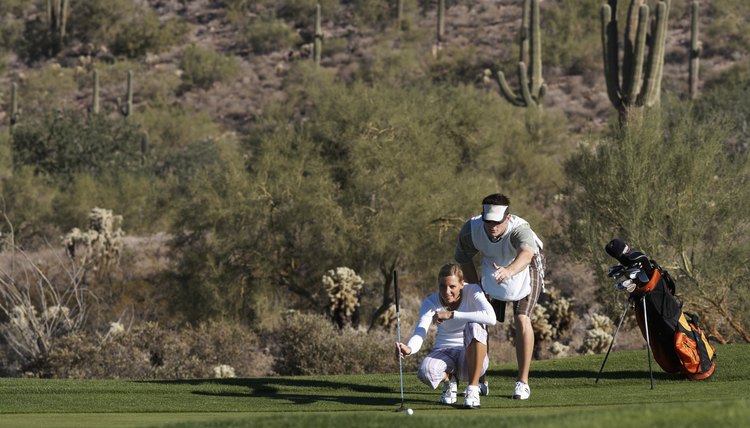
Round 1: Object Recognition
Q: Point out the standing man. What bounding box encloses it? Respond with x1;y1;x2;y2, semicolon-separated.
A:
454;193;544;400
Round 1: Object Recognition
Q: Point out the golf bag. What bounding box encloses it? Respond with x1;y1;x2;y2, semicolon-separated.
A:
606;239;716;380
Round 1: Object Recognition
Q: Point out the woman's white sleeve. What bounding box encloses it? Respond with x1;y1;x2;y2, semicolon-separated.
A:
451;285;497;325
405;300;435;354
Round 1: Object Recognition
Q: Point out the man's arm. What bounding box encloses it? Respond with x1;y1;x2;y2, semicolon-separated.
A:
454;220;479;283
460;261;479;284
506;245;535;275
490;245;535;283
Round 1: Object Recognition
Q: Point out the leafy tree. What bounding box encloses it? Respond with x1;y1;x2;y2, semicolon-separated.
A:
179;45;240;90
694;60;750;154
168;128;351;327
12;65;79;118
564;102;750;342
11;109;145;178
70;0;185;57
542;0;601;74
168;64;566;329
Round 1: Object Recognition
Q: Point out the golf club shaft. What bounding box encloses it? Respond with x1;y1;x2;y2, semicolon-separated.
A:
394;270;405;406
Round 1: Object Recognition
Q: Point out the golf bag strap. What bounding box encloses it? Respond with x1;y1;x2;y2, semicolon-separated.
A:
652;260;676;295
632;267;661;296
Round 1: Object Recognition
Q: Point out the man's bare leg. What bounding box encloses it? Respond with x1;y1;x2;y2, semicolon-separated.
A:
514;314;534;383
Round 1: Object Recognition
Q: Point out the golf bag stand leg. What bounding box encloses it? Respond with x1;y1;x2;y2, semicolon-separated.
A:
641;296;655;390
595;302;630;383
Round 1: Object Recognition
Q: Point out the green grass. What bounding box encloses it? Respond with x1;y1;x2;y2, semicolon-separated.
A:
1;344;748;427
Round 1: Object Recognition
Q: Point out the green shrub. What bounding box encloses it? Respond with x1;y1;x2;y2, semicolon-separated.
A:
179;45;240;89
136;105;227;181
352;39;427;85
11;109;145;178
62;0;186;58
273;312;404;375
50;172;175;235
349;0;394;28
0;16;23;53
17;14;60;62
71;0;140;49
427;45;489;85
242;18;301;54
43;321;268;379
542;0;601;74
695;60;750;151
0;0;30;15
564;104;750;340
705;0;750;56
276;0;339;27
110;14;188;58
221;0;277;24
13;65;78;114
0;167;61;247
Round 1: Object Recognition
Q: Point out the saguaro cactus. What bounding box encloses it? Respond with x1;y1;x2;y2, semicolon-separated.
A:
10;82;19;133
601;0;671;124
47;0;70;53
314;3;322;66
397;0;404;29
92;70;100;114
688;1;701;100
496;0;546;109
432;0;445;57
437;0;445;43
118;70;134;118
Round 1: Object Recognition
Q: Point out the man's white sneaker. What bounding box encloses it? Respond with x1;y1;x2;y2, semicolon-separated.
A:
512;381;530;400
463;385;481;409
440;380;457;404
479;380;489;396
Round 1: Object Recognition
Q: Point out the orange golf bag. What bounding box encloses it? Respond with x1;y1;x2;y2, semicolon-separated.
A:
606;239;716;380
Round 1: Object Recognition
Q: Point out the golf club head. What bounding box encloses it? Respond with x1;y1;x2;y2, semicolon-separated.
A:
624;267;642;279
636;269;650;283
623;267;650;285
615;278;636;293
608;265;626;278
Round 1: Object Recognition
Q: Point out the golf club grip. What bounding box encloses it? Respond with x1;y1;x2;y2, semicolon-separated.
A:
393;270;399;312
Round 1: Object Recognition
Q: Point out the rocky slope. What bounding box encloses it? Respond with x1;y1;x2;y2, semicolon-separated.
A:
1;0;743;135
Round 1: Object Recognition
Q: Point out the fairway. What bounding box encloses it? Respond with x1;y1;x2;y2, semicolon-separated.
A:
1;344;748;428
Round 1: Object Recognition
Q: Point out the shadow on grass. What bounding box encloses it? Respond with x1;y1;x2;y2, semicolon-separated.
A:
142;377;438;407
487;368;683;381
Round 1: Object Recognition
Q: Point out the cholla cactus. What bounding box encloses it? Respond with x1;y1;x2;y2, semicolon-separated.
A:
550;341;570;358
516;287;575;345
531;305;555;341
106;321;125;338
580;313;615;355
322;267;364;328
62;207;124;275
212;364;236;378
544;287;575;335
379;303;397;330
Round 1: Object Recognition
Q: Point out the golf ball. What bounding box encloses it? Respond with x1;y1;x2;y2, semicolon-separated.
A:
406;408;413;415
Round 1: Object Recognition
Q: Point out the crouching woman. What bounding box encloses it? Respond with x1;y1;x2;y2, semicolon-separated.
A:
396;263;496;409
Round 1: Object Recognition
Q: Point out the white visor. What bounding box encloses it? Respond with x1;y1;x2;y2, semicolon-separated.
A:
482;204;508;222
